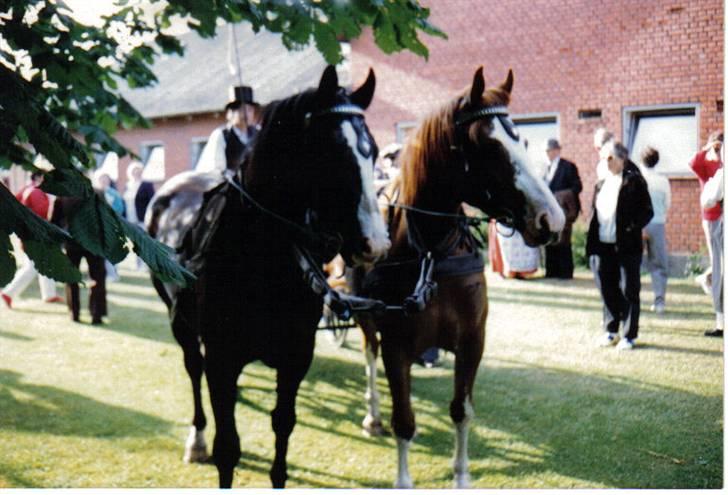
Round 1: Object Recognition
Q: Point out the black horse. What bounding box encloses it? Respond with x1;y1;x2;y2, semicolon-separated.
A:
145;66;389;488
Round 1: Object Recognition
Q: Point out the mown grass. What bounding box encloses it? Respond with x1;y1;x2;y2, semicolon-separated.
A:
0;260;722;488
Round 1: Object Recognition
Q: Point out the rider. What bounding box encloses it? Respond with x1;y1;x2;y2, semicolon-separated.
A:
195;85;260;176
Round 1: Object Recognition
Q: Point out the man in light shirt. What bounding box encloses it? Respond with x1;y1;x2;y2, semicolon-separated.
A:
586;142;653;350
195;85;259;175
639;147;671;314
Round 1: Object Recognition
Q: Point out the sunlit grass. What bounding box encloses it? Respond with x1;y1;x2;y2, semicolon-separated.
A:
0;260;722;488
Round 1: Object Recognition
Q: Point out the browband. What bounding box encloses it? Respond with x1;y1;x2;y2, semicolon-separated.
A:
304;104;365;127
455;105;509;126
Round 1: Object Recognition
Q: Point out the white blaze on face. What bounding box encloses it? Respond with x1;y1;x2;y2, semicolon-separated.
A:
341;121;391;257
490;118;565;233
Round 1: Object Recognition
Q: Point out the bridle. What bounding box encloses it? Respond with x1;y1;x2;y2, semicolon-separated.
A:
224;101;371;260
379;102;519;251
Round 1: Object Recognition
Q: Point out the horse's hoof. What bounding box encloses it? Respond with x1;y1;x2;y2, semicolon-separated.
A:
183;427;209;463
394;477;414;489
183;446;210;464
361;416;390;437
361;422;390;437
454;473;472;489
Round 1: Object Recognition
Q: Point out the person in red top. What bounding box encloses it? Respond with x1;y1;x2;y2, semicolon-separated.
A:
1;172;62;308
690;130;724;336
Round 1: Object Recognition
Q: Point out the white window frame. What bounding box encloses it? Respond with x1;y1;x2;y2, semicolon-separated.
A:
623;103;700;178
512;113;560;174
189;137;208;169
140;140;164;164
395;121;418;144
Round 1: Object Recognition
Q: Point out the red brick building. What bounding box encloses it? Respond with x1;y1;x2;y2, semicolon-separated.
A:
91;1;722;264
350;0;723;258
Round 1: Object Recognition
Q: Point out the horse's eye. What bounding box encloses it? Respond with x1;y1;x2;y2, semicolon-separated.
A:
498;115;520;141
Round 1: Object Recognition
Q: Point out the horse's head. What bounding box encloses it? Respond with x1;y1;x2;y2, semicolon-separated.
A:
454;68;564;246
250;65;389;265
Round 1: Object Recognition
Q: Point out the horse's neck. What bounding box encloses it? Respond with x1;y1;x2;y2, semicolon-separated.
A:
391;171;463;256
243;160;307;221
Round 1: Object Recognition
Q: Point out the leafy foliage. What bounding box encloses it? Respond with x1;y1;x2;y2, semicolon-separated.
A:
0;0;443;289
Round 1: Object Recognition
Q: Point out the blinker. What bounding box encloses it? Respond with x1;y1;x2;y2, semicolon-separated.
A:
497;115;520;142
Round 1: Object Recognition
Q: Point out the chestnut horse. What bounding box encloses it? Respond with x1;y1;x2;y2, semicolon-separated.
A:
146;66;389;488
353;67;564;488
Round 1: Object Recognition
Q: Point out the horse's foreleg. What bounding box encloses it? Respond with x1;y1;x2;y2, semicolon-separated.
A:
206;351;242;488
382;345;416;488
172;314;208;463
361;327;387;436
269;362;309;488
450;334;484;489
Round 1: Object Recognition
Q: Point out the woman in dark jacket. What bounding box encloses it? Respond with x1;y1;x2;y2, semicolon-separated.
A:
586;141;653;350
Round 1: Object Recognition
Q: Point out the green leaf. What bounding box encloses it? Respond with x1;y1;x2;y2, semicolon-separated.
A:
313;23;342;64
373;11;398;54
24;239;82;283
0;232;16;287
68;195;128;263
0;183;71;245
42;168;94;198
120;219;195;287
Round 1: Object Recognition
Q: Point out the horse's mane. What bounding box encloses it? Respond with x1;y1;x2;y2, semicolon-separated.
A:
247;89;318;172
398;84;511;206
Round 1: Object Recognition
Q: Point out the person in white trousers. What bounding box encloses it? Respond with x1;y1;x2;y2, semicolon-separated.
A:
1;172;61;308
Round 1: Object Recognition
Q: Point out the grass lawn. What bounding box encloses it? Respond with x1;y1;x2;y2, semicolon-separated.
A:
0;260;722;488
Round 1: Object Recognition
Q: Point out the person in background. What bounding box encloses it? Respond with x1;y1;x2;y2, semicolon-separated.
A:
1;171;62;308
690;131;724;297
692;131;724;337
51;193;108;325
587;142;653;351
195;85;258;175
639;147;671;314
123;161;155;270
590;128;616;324
700;166;723;337
95;171;124;282
543;138;582;279
488;220;540;279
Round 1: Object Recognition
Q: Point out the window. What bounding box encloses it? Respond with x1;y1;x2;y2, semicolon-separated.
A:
190;138;207;169
95;152;119;182
513;114;559;173
140;142;165;182
624;105;699;176
395;121;417;144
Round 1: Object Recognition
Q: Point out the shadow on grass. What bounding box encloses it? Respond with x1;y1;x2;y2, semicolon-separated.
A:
0;369;172;438
230;351;722;489
0;329;34;341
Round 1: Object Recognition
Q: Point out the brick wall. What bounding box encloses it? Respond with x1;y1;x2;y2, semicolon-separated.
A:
114;113;222;191
350;0;723;254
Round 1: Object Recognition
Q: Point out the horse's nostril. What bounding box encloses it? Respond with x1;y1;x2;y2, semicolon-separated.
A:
536;212;550;233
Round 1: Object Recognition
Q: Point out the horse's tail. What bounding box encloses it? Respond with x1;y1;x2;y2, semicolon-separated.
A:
151;273;174;311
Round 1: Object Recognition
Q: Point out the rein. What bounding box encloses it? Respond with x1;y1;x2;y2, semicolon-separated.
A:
224;173;342;258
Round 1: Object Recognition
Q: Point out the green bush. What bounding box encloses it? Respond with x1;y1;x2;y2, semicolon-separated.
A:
571;220;589;268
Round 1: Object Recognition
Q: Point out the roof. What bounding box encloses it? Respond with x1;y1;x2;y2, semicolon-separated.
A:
120;24;328;119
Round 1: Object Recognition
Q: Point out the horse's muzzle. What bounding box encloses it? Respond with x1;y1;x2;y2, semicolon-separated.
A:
346;236;390;266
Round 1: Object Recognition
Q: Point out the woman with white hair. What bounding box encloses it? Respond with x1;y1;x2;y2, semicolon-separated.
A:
123;161;155;227
123;161;155;270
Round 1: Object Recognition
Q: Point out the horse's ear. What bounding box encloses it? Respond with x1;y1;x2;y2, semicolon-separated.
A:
317;65;339;103
501;68;514;94
350;68;376;110
468;66;485;105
